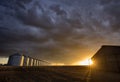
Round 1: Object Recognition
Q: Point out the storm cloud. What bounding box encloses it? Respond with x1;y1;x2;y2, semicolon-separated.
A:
0;0;120;64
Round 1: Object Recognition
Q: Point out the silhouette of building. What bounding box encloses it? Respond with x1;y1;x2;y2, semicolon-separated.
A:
92;45;120;72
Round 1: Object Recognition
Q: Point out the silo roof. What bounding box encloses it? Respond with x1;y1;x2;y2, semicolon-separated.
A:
10;53;24;56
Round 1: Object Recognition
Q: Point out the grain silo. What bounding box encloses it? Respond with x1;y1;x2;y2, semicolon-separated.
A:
36;60;39;66
33;59;37;66
23;56;29;66
7;53;24;66
38;60;41;66
92;45;120;73
28;57;33;66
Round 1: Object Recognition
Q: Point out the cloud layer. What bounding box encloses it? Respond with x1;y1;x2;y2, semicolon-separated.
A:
0;0;120;64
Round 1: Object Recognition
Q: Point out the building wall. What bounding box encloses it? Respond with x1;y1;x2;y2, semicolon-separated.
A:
92;45;120;73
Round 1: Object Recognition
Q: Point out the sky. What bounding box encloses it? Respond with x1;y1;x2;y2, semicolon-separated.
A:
0;0;120;64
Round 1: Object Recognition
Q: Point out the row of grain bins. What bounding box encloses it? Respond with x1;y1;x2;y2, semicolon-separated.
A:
7;53;51;66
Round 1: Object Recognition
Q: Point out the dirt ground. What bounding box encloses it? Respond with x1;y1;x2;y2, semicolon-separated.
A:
0;66;89;82
0;66;120;82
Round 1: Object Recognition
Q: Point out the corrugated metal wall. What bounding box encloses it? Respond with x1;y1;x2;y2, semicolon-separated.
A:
92;45;120;73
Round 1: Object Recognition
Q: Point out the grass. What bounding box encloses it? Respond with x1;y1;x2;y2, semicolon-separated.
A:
1;66;120;82
0;66;89;82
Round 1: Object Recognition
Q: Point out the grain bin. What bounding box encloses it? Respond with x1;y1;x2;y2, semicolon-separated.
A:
7;53;24;66
28;57;33;66
33;59;37;66
23;55;29;66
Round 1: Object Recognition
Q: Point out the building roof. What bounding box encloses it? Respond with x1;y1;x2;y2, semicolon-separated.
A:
92;45;120;59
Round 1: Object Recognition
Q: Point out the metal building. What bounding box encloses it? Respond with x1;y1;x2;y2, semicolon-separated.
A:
92;45;120;72
7;53;24;66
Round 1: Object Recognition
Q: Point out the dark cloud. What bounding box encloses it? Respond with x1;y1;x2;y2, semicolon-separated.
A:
0;0;120;64
49;4;67;15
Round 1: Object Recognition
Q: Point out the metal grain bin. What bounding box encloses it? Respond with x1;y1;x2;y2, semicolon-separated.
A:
7;53;24;66
23;56;29;66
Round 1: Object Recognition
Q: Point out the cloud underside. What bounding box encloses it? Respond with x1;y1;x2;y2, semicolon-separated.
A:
0;0;120;64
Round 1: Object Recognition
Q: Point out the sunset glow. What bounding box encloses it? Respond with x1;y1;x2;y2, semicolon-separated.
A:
51;63;65;66
80;59;93;65
73;59;93;66
0;57;8;64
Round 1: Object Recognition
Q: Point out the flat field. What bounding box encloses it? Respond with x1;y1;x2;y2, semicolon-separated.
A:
0;66;89;82
0;66;120;82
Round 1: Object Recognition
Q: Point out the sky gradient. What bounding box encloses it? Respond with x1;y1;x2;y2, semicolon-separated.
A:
0;0;120;64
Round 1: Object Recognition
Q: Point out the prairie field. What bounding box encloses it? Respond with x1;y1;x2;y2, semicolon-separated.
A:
0;66;120;82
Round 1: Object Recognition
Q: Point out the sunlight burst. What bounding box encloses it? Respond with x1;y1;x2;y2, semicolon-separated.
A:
80;59;93;65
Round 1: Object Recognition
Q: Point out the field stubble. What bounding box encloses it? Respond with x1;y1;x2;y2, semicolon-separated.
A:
0;66;89;82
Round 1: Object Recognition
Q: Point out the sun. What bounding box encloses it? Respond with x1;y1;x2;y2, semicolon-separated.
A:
72;59;93;66
78;59;93;65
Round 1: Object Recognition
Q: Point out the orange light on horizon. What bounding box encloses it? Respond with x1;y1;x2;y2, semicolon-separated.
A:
0;57;8;64
73;59;93;66
51;63;65;66
80;59;93;65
